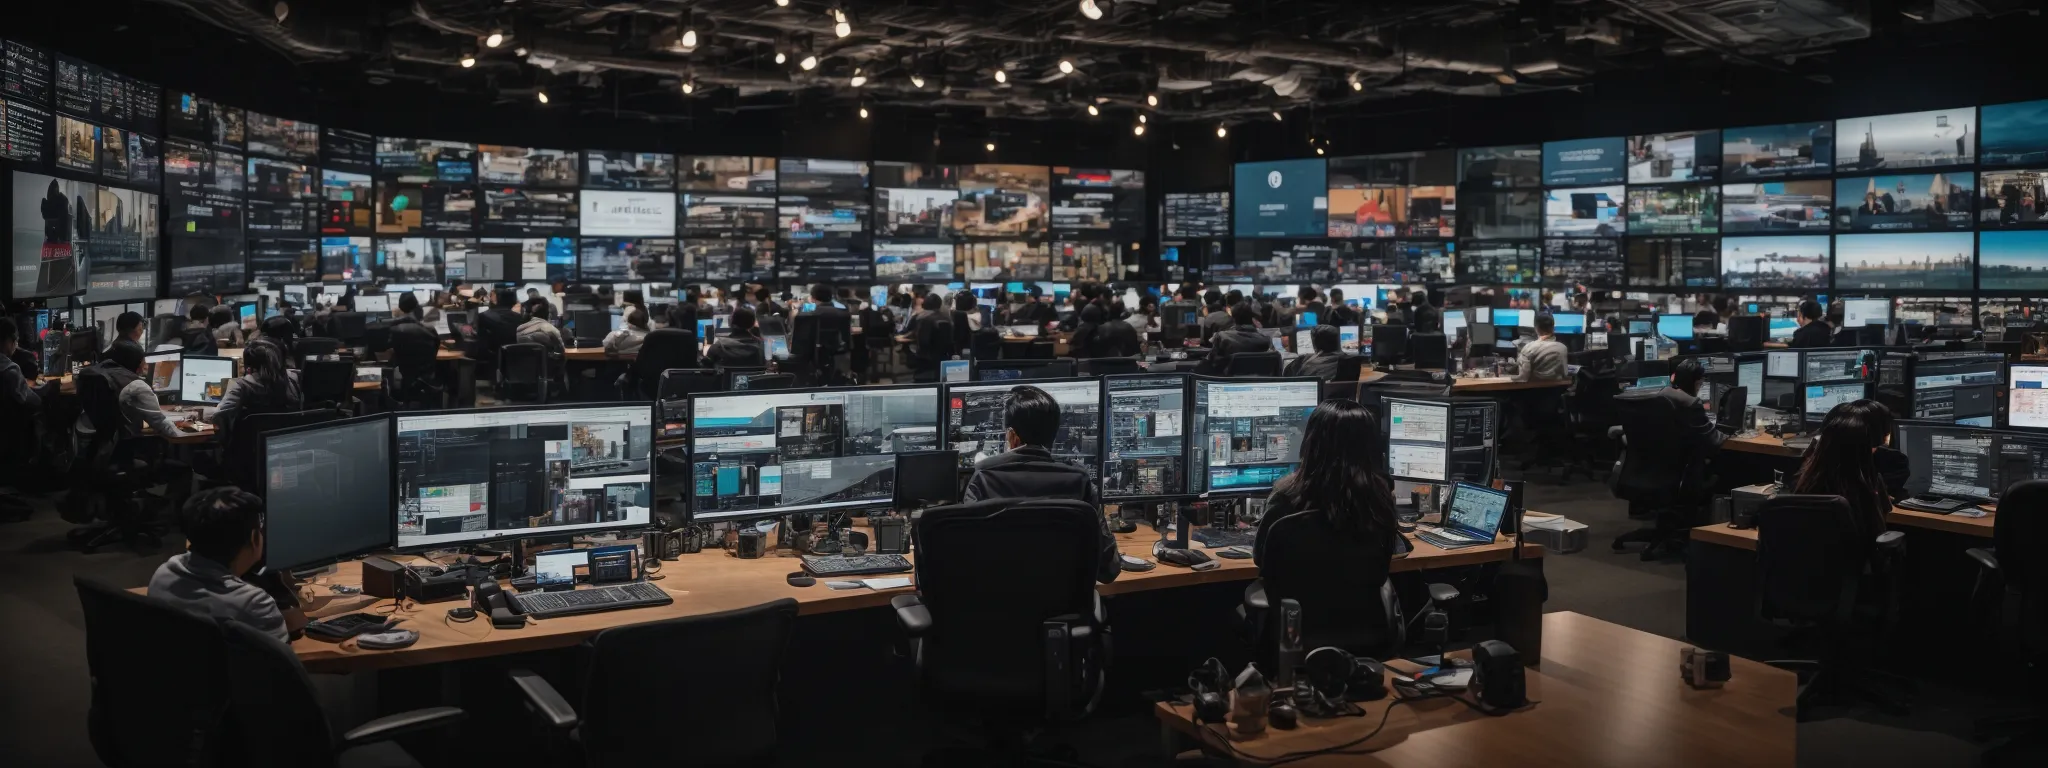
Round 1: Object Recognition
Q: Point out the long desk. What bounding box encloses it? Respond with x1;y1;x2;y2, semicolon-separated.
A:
1720;434;1805;459
233;527;1540;674
1156;611;1795;767
1359;370;1572;393
1691;502;1995;550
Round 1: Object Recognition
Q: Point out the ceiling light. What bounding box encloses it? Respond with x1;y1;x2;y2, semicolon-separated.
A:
1315;147;1325;155
800;55;818;70
910;74;925;88
985;141;996;151
681;28;698;49
536;90;548;104
273;1;289;23
1138;114;1147;124
1146;93;1158;107
1272;111;1283;121
681;79;695;94
1079;0;1104;21
1058;59;1074;74
835;20;851;37
776;0;789;5
460;54;476;68
1216;124;1228;138
514;47;528;57
994;69;1007;84
850;73;866;87
1133;124;1145;136
834;8;847;22
485;32;504;48
775;51;787;64
1086;104;1098;116
859;106;869;119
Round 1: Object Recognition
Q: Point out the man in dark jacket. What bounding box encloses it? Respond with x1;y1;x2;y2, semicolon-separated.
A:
792;284;852;379
705;307;768;369
1326;289;1361;327
1789;300;1832;349
474;288;524;365
1197;304;1270;375
1408;290;1441;334
1199;289;1238;344
959;386;1120;584
386;293;444;384
1097;303;1143;357
908;295;956;381
180;304;218;356
1285;325;1347;381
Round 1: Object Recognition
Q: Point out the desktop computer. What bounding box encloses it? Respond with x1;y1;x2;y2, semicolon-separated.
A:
143;351;182;396
688;384;942;522
263;415;394;571
180;355;239;406
1911;355;2002;426
1100;374;1191;501
355;294;391;314
1894;421;1998;504
943;378;1101;471
394;404;656;550
1656;314;1693;340
893;450;963;511
1371;325;1409;367
2010;364;2048;431
1189;377;1320;494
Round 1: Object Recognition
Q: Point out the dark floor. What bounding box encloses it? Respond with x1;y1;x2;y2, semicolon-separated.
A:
1;464;2037;767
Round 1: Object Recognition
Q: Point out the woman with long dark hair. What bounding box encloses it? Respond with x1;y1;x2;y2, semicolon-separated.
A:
1791;399;1900;542
1254;399;1401;569
207;339;301;436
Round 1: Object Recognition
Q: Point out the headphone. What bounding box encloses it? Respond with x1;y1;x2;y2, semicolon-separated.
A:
1187;657;1232;724
1296;647;1386;717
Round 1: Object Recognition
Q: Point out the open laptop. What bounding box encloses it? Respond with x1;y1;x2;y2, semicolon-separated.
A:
1415;482;1510;551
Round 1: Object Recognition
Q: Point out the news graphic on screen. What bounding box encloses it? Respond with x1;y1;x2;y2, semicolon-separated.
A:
1189;378;1318;494
955;164;1049;238
164;142;247;294
97;126;129;182
1723;121;1833;179
946;379;1101;471
1101;375;1189;500
1460;144;1542;188
778;192;869;237
874;240;955;280
683;237;774;282
876;186;959;238
1978;170;2048;228
375;138;476;183
1834;232;1973;290
1627;130;1721;183
1457;190;1541;239
2;39;52;102
1722;181;1832;232
1051;167;1145;238
1228;239;1339;283
584;150;675;190
396;405;655;549
375;238;447;283
688;386;940;520
55;114;95;173
1911;356;2002;425
1542;186;1625;236
1542;238;1622;288
2011;365;2048;430
478;145;578;188
1981;99;2048;167
1344;240;1455;284
128;134;161;186
1834;173;1973;231
1164;192;1229;238
167;91;243;149
1326;156;1424;238
375;182;475;235
1627;185;1719;234
476;237;574;282
244;111;317;163
483;188;578;236
82;186;160;304
1979;231;2048;290
1719;235;1830;289
1543;137;1626;186
1233;158;1327;237
681;155;777;193
1053;241;1117;282
263;417;393;571
1456;241;1539;284
320;170;373;235
53;55;98;116
578;238;675;282
249;237;318;283
1;96;53;166
322;127;374;175
1626;236;1719;288
682;193;777;233
246;156;317;233
320;236;373;283
9;172;95;299
1837;107;1976;172
778;232;873;283
959;240;1045;281
579;189;675;237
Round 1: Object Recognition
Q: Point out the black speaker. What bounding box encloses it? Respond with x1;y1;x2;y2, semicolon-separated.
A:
361;556;404;599
1471;639;1527;710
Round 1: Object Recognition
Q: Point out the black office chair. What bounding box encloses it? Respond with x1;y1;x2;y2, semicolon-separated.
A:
74;577;234;767
1075;357;1143;377
1608;390;1706;560
1410;333;1448;369
1755;494;1911;719
1965;480;2048;752
65;373;169;551
1518;385;1592;481
892;498;1109;759
495;343;551;404
301;360;358;414
621;329;699;400
295;336;342;366
1569;362;1622;469
1225;349;1283;377
1238;509;1455;670
212;409;344;491
860;307;894;378
510;599;799;767
1334;354;1364;383
970;330;1004;361
220;620;464;768
911;315;958;383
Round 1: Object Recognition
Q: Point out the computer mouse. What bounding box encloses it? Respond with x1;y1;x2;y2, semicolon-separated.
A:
1109;517;1138;534
785;572;817;588
1118;555;1155;572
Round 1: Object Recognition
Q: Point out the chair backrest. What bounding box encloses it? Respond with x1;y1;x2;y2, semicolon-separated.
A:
739;373;794;390
225;409;344;492
1225;349;1283;377
498;342;549;391
1334;354;1364;383
950;309;973;352
911;498;1104;710
73;577;233;768
578;599;799;767
1076;357;1143;377
295;337;341;365
1611;390;1688;501
970;331;1004;361
1259;509;1401;657
1997;480;2046;596
218;620;339;768
657;367;721;400
300;360;354;408
633;329;700;384
1755;494;1862;626
74;368;127;438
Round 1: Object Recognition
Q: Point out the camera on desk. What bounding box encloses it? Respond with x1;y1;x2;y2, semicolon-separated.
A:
1680;646;1731;689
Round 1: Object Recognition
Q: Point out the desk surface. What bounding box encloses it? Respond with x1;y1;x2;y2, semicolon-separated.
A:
563;347;635;362
1156;611;1795;767
1721;434;1805;459
232;525;1539;674
1691;502;1996;550
1359;370;1571;393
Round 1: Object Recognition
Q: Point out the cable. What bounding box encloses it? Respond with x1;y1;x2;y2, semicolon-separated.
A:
1187;689;1451;766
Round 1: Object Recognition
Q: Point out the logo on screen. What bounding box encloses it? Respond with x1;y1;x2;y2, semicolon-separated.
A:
1267;171;1283;189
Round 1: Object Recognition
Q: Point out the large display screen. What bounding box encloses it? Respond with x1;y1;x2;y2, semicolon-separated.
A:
246;156;317;233
1457;190;1540;238
1722;181;1832;232
1626;236;1718;288
0;97;51;165
579;189;674;237
1233;158;1326;237
55;114;95;173
874;186;958;238
483;188;578;236
1719;235;1829;289
957;164;1049;238
1542;186;1625;236
583;150;675;190
1980;231;2048;290
687;386;940;520
374;238;446;282
681;155;776;193
1541;238;1622;287
778;234;872;283
396;406;654;549
1627;185;1719;234
1833;173;1973;231
376;138;476;183
578;237;675;282
1459;145;1541;188
167;92;243;149
1722;121;1833;179
1324;156;1454;238
1053;241;1118;282
959;240;1045;281
1837;107;1976;172
683;237;774;282
375;182;475;234
320;236;373;283
320;170;373;235
682;193;777;232
244;111;317;162
1982;99;2048;167
81;186;160;303
1833;232;1973;291
1978;169;2048;228
249;237;318;284
1456;241;1539;284
1543;137;1626;186
1627;130;1721;184
322;127;374;175
478;145;578;188
1163;192;1229;238
164;140;246;294
10;173;83;298
1051;167;1144;239
476;237;574;282
2;40;53;103
874;240;954;280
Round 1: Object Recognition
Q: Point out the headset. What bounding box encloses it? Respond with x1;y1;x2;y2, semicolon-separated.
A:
1295;646;1386;718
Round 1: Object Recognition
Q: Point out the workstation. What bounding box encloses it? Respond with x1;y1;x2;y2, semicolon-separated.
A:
10;3;2048;767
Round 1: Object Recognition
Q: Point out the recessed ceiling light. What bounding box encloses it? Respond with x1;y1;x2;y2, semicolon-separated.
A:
986;141;996;151
1058;60;1074;74
859;106;869;119
485;32;504;48
536;90;548;104
1133;124;1145;136
775;51;787;64
994;69;1007;84
800;55;818;70
1146;93;1158;107
910;74;925;88
1086;104;1098;116
1079;0;1104;21
1216;125;1227;138
460;55;476;68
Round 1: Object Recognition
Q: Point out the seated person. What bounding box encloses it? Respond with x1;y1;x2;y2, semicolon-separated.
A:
1691;309;1723;336
1512;312;1568;382
516;301;568;392
1195;304;1269;375
1789;300;1832;348
1792;400;1909;534
72;340;195;443
1658;358;1727;456
1284;325;1347;381
209;306;245;349
960;386;1120;584
603;309;651;355
147;487;307;642
706;307;768;369
181;304;219;356
1255;400;1403;570
206;340;301;437
474;288;525;364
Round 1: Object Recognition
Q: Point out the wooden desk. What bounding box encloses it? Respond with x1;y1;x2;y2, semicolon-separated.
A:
1359;371;1572;394
563;347;634;363
240;527;1539;674
147;422;217;445
1720;434;1804;459
1690;502;1996;551
1155;611;1795;767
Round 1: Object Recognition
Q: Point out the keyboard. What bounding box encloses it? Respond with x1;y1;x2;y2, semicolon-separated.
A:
1415;528;1493;551
1191;528;1256;549
1900;496;1974;513
511;582;673;618
802;554;913;577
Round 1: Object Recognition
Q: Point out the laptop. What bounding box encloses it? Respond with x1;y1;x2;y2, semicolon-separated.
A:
1415;482;1510;551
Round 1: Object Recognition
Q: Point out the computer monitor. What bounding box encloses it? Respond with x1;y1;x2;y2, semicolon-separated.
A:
1294;329;1315;354
1339;325;1362;354
570;310;612;341
261;415;395;571
531;549;587;590
2011;364;2048;430
1717;386;1747;432
1767;317;1798;340
1912;355;2002;426
893;450;962;510
1996;431;2048;495
1190;376;1319;494
1894;421;1998;501
1843;298;1890;328
1656;314;1693;340
939;359;970;382
1628;318;1653;335
332;312;368;344
1802;349;1874;385
1737;356;1764;408
696;318;717;340
355;294;391;314
1371;324;1409;365
687;384;941;521
1384;398;1450;483
143;351;181;394
1633;375;1672;390
1099;374;1191;501
1297;311;1318;328
395;404;656;549
1442;311;1467;344
1552;313;1586;335
944;378;1102;471
1442;482;1510;541
179;355;238;406
657;369;721;438
1766;350;1800;378
974;359;1078;381
1494;308;1532;329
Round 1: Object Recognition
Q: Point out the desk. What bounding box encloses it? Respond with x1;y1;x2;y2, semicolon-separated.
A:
1155;611;1795;767
150;422;217;445
563;347;633;363
1359;371;1572;394
1720;434;1804;459
224;526;1540;674
1690;503;1995;550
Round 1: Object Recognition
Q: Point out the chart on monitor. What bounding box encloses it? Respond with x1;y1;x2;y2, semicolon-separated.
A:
1101;375;1190;500
394;405;654;550
689;386;940;521
1189;378;1318;493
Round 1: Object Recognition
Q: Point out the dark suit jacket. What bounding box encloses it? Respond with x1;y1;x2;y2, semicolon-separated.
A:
959;446;1118;584
1411;304;1442;334
1789;321;1834;349
1198;326;1272;375
1653;385;1726;456
474;308;524;362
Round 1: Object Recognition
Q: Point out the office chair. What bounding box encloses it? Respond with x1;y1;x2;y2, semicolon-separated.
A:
1076;357;1143;377
911;315;958;383
1023;339;1058;360
219;620;464;768
295;336;342;366
1518;385;1592;481
510;599;799;767
1754;494;1911;719
65;374;169;551
892;498;1109;759
1238;509;1457;670
1568;363;1623;469
621;329;699;400
495;342;551;404
300;360;358;414
1224;349;1283;377
1334;354;1365;383
1607;390;1707;560
73;577;234;767
1965;480;2048;753
863;307;898;379
970;330;1004;361
212;409;344;491
713;366;766;390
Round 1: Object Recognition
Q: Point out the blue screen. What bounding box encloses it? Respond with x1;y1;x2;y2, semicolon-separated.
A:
1552;313;1586;334
1298;311;1318;328
1657;314;1693;340
1542;136;1627;185
1495;308;1531;328
1233;158;1327;237
1769;318;1797;339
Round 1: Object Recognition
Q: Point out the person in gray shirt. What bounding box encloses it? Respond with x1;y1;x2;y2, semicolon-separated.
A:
0;318;41;414
147;487;306;643
1514;312;1570;383
72;340;195;443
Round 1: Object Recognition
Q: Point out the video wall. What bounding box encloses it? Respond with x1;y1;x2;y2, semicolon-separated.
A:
1;37;1144;304
1225;102;2048;307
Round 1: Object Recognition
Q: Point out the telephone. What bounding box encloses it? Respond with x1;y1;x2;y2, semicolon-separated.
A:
470;579;527;629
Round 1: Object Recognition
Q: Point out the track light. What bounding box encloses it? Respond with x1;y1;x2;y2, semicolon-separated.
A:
681;78;695;94
1086;104;1098;116
273;1;289;24
833;9;850;37
1058;59;1074;74
514;46;528;57
1272;110;1283;121
681;28;697;49
800;54;818;70
1133;124;1145;136
910;74;925;88
850;69;866;87
1216;124;1228;138
994;69;1007;84
536;90;548;104
775;51;787;64
775;0;789;5
1315;147;1325;155
986;141;996;151
1146;93;1158;107
1138;114;1147;124
485;31;504;48
460;54;476;68
1079;0;1104;21
1350;75;1363;91
859;106;869;119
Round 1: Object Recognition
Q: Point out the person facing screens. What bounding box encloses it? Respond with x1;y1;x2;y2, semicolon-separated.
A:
114;311;147;348
1692;310;1721;335
1408;290;1440;333
0;318;39;417
604;308;651;355
1196;304;1267;375
1658;358;1725;456
181;304;219;356
1514;312;1568;383
1285;325;1346;381
1790;299;1832;349
395;405;655;550
707;306;767;370
475;288;524;364
1791;399;1907;546
959;385;1119;584
688;385;940;522
1200;289;1237;343
207;340;301;436
147;487;307;643
1254;399;1401;570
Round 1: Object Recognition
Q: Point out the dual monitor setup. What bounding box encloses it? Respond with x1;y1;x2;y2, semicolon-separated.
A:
1725;347;2040;431
139;351;238;406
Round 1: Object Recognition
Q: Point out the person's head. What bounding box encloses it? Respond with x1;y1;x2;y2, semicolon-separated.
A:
1797;299;1822;325
526;288;540;299
1299;286;1318;304
179;487;267;573
1140;295;1159;314
1277;399;1397;538
626;308;649;330
954;291;977;313
104;339;144;373
1534;312;1555;337
398;292;421;318
1793;400;1897;502
528;300;552;321
730;306;757;334
494;288;517;309
207;306;234;330
1311;324;1340;353
755;286;773;303
1692;309;1717;330
1230;303;1257;327
116;311;145;341
892;292;912;309
1825;301;1844;328
1410;290;1430;307
1081;303;1104;323
1672;357;1705;397
0;317;17;356
911;284;930;298
1329;288;1345;305
1204;288;1223;309
1605;313;1625;333
1711;296;1732;317
921;293;943;312
188;304;210;323
1027;285;1044;302
1226;289;1244;308
1003;385;1060;449
810;284;832;303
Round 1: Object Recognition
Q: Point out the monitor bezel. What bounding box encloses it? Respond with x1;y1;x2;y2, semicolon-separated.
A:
1188;374;1321;497
177;354;241;406
684;382;944;523
1097;372;1196;503
260;412;398;572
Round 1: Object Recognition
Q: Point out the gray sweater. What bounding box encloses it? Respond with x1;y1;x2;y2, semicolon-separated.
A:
147;552;288;643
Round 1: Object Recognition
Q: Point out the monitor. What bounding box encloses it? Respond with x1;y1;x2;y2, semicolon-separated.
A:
1804;382;1866;418
2011;364;2048;430
974;359;1077;381
1996;431;2048;495
688;384;941;521
1443;482;1510;539
570;310;611;339
1895;422;1998;502
1386;398;1450;482
893;450;963;510
332;312;368;343
944;379;1102;471
1494;308;1532;329
1843;298;1890;328
1635;376;1672;390
1628;319;1653;335
1190;377;1319;494
355;294;391;314
1552;313;1587;335
1442;311;1467;343
1294;329;1315;354
1766;350;1800;378
143;351;181;394
1298;311;1318;328
1100;374;1190;501
1372;324;1409;365
261;415;396;572
1767;317;1798;340
532;549;588;590
1472;307;1492;324
180;355;238;406
1737;358;1764;407
696;318;717;339
1912;356;2002;426
1656;314;1693;340
1339;326;1362;354
1802;349;1872;384
395;404;656;549
939;359;970;382
765;334;791;361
